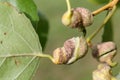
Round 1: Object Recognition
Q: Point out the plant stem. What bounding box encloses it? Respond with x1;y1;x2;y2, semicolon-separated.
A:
92;0;119;16
87;6;116;46
0;53;55;63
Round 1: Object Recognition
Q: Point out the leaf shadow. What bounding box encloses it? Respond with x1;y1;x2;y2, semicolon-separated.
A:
35;12;49;51
102;19;113;42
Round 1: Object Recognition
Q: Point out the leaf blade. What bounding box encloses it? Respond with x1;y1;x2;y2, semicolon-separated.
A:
0;2;41;80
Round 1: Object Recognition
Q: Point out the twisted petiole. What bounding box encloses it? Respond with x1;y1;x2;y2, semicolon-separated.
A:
0;53;55;63
87;6;116;46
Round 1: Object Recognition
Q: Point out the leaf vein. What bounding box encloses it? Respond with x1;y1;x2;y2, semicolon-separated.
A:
14;57;37;79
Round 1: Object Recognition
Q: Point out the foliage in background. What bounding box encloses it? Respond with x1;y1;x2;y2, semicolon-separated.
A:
89;0;109;4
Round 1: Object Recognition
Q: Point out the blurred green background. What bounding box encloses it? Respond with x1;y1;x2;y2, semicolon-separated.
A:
33;0;120;80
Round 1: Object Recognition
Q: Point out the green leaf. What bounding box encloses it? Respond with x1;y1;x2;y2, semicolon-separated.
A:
0;0;49;50
0;0;39;26
102;19;113;42
0;0;49;51
0;2;42;80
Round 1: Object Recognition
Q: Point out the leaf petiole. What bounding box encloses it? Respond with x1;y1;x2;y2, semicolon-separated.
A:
66;0;71;13
87;6;116;46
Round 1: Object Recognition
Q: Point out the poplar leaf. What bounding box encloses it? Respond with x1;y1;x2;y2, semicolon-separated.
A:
0;2;42;80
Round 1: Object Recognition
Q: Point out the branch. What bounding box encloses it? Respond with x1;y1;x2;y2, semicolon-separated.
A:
92;0;119;16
